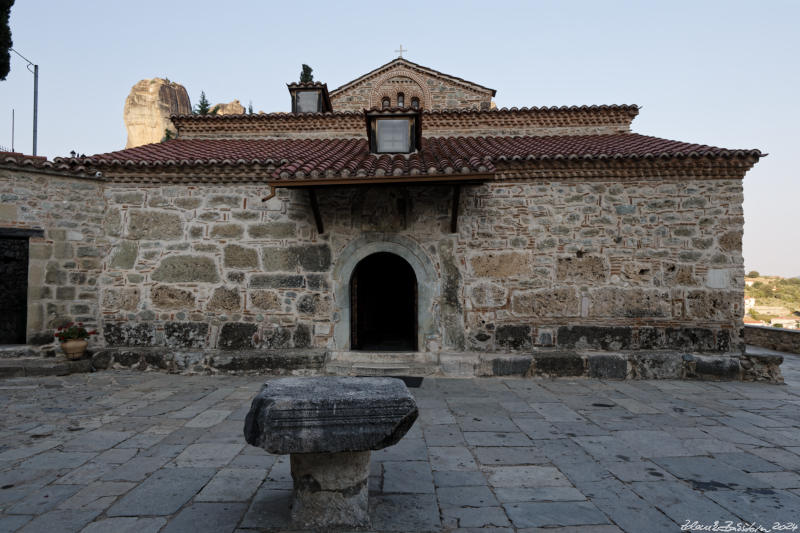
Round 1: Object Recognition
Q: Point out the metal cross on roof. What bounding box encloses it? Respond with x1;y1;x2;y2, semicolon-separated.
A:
395;45;407;58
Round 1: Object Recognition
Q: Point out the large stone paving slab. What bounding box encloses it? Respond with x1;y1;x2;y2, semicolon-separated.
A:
0;356;797;531
161;502;247;533
105;467;216;516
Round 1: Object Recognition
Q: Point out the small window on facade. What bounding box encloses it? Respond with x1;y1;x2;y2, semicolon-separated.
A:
382;97;391;109
411;97;420;109
376;118;412;152
365;109;421;154
296;90;320;113
397;93;405;108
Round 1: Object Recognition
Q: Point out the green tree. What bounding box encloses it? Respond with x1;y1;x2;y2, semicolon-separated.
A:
161;129;175;142
0;0;13;81
300;64;313;83
746;270;760;278
248;101;254;115
194;91;219;115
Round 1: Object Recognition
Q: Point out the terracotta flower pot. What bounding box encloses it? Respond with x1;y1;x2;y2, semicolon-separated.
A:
61;339;88;360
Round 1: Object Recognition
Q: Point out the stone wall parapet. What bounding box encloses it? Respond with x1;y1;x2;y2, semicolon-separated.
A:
744;325;800;355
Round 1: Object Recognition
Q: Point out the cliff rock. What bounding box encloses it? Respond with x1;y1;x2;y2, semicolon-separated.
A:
213;99;246;115
124;78;191;148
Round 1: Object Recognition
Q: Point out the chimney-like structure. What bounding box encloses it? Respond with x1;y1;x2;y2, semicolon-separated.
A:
364;108;422;154
288;82;332;114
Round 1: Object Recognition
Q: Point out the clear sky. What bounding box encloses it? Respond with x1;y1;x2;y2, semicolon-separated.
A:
1;0;798;276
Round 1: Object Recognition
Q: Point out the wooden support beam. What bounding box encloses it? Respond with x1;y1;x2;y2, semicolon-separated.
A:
450;185;461;234
308;188;324;235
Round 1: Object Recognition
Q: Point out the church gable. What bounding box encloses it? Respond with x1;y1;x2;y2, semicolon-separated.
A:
329;58;495;112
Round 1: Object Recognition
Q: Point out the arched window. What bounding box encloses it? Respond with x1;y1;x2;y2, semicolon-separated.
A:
396;92;405;108
410;97;420;109
382;97;390;109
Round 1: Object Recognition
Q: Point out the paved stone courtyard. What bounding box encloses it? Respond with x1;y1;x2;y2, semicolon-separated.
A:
0;353;798;532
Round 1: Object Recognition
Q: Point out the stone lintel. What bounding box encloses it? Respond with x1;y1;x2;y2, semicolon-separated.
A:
0;227;45;238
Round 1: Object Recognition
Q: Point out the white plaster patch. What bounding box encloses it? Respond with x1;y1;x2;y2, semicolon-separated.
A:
706;269;728;289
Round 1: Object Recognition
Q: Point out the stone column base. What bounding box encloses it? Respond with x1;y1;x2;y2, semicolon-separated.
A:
289;450;371;529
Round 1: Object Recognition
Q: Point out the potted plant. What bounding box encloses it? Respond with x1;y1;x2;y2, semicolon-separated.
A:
54;323;98;360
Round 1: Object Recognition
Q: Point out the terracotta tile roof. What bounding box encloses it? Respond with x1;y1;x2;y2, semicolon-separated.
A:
287;82;328;89
58;133;762;182
170;104;640;121
1;151;48;167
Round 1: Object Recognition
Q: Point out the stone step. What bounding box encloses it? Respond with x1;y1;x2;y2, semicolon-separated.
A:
327;351;437;364
0;345;37;359
0;357;93;378
325;360;439;377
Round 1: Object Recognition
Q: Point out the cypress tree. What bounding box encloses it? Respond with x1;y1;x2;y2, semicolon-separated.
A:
194;91;211;115
0;0;14;81
300;64;313;83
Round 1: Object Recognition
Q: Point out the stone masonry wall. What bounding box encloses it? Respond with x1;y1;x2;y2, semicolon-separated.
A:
0;168;106;346
458;178;745;354
99;183;453;354
95;175;745;356
744;325;800;354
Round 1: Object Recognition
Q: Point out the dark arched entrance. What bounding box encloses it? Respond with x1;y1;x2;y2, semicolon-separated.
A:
350;252;417;351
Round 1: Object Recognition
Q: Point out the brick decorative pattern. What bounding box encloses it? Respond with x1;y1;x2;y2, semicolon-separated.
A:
368;71;431;109
169;105;638;141
329;60;492;111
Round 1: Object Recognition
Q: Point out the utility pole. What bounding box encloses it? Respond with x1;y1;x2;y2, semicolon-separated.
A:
10;49;38;156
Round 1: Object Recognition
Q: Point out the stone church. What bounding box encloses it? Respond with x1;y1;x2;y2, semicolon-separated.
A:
0;57;778;380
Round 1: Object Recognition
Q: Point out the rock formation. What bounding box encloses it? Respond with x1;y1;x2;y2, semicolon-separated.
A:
212;99;246;115
123;78;191;148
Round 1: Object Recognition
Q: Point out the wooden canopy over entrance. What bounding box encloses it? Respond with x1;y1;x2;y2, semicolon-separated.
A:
263;172;494;235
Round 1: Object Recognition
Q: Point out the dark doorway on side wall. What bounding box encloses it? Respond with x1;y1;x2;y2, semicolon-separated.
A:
350;252;417;351
0;238;29;344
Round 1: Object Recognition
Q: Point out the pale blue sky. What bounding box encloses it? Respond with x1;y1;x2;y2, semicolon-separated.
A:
1;0;798;276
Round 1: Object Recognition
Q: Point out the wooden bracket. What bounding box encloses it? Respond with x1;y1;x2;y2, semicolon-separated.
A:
450;185;461;234
308;188;324;234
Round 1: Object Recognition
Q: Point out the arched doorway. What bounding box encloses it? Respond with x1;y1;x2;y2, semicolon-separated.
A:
350;252;417;351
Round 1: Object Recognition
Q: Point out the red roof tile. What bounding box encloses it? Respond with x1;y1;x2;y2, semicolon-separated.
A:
60;133;761;182
170;104;640;121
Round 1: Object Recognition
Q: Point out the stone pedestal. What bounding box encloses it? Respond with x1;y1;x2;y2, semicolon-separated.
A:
243;377;419;530
290;451;371;529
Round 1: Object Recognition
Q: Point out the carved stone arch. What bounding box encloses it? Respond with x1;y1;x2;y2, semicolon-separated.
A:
369;69;432;109
332;233;439;351
374;84;425;108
